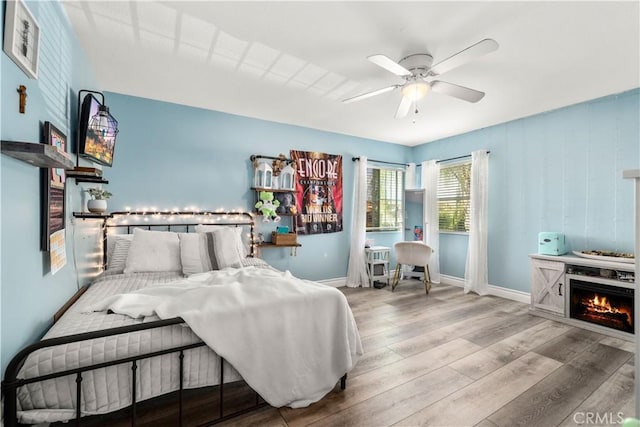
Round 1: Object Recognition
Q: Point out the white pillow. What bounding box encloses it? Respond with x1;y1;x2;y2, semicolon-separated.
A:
106;238;132;273
204;228;243;270
106;234;133;264
194;225;248;258
179;229;242;276
179;233;212;276
124;229;182;273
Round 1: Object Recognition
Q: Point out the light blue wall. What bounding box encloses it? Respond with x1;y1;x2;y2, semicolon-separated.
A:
103;93;410;280
1;1;99;371
412;89;640;292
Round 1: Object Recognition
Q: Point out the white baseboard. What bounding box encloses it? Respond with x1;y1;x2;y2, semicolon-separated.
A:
324;274;531;303
317;276;394;288
440;274;530;304
318;277;346;288
440;274;465;288
487;284;530;304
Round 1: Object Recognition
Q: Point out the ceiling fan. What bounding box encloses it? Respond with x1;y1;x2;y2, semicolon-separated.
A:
342;39;499;119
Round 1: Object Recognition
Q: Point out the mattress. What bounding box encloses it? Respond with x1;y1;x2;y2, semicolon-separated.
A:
16;258;271;425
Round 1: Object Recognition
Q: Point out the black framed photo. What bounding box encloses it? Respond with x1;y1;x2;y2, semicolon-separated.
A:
3;0;40;79
41;122;67;251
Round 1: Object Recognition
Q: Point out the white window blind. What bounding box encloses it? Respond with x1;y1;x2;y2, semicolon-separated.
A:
367;167;404;231
438;161;471;232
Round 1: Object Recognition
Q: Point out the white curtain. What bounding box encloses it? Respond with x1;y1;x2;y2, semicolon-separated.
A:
421;160;440;284
464;150;489;295
405;163;416;190
346;157;369;287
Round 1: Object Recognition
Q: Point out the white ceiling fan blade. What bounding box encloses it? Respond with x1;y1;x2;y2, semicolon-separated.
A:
430;81;485;103
342;85;399;104
395;96;412;119
367;54;412;77
428;39;499;76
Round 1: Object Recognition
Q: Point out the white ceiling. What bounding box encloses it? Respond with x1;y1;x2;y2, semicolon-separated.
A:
62;1;640;147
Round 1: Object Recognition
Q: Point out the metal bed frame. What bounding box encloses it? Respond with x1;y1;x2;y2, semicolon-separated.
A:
2;211;348;426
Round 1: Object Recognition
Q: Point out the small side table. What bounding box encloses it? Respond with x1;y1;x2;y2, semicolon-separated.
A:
365;246;390;288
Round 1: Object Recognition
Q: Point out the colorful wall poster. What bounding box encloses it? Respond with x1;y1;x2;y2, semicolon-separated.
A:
290;150;343;235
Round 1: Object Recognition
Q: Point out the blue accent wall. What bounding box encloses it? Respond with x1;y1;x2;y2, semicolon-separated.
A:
1;1;98;371
102;93;410;280
412;89;640;292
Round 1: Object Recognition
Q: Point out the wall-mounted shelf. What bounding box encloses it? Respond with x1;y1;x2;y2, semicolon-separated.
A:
67;174;109;185
73;212;113;219
258;242;302;248
67;167;108;185
250;154;293;163
256;242;301;257
251;187;295;193
1;140;74;169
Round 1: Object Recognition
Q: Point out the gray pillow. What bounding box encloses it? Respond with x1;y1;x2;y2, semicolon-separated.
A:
179;228;242;276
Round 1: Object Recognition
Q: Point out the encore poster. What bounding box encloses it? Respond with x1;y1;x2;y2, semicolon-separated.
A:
290;150;343;235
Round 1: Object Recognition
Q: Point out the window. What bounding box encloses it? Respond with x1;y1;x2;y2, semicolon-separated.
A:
366;167;404;231
438;161;471;232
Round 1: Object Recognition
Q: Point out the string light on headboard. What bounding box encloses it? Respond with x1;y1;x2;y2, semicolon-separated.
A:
105;210;254;225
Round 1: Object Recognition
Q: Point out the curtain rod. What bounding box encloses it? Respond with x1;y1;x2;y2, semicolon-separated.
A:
436;151;490;164
352;151;490;167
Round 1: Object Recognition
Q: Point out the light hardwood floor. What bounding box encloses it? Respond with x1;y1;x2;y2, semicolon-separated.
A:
221;280;636;427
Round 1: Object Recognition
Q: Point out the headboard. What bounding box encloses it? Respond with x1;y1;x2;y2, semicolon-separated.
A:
102;211;255;267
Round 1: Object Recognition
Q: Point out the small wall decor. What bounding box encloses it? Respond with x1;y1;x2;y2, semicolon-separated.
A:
271;154;288;175
49;229;67;274
41;122;67;251
3;0;40;79
254;159;273;189
17;85;27;113
280;163;295;191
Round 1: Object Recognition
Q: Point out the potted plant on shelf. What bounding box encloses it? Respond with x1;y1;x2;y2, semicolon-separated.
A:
86;188;112;213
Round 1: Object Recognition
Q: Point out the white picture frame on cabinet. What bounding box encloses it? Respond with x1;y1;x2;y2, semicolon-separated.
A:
3;0;40;79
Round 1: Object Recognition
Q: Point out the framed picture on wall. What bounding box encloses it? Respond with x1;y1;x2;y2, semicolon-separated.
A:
3;0;40;79
41;122;67;251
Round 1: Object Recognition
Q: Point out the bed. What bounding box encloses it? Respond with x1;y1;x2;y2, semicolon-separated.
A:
3;211;362;426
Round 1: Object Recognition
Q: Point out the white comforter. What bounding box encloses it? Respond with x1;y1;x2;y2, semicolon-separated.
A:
89;266;363;408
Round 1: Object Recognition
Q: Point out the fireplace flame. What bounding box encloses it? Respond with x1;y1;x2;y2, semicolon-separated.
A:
591;294;613;312
577;291;633;332
590;294;617;313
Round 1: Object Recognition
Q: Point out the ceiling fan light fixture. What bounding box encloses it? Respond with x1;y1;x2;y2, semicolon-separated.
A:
401;82;430;102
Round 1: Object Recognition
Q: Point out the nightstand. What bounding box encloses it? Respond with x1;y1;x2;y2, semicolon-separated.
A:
365;246;390;288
